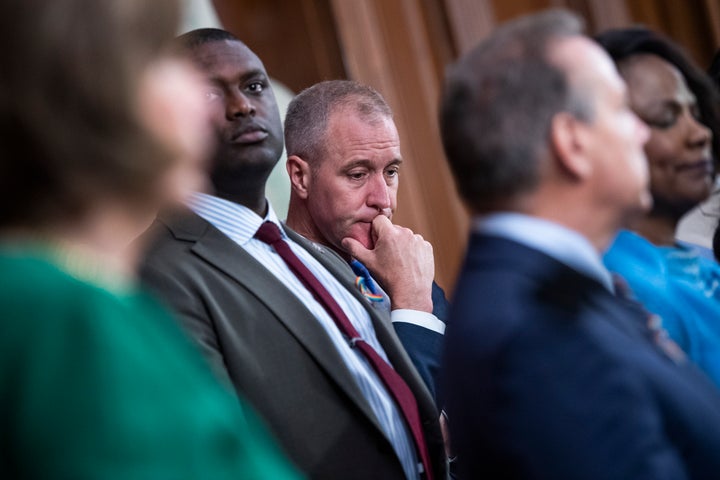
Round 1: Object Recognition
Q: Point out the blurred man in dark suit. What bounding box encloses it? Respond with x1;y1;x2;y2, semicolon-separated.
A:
439;9;720;479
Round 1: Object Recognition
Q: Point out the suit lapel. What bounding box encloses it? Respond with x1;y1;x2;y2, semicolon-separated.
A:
162;212;384;432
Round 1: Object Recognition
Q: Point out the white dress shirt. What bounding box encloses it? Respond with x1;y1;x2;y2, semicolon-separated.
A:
473;212;614;292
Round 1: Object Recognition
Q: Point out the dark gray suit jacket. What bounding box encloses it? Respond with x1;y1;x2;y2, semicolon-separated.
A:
139;209;447;480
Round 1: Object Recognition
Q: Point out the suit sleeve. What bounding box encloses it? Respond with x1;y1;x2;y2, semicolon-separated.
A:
447;323;689;480
431;281;451;323
509;340;687;479
391;320;443;405
140;261;234;388
390;281;450;405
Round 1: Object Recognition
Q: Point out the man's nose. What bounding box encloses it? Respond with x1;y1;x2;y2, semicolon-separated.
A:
366;174;392;211
225;90;255;119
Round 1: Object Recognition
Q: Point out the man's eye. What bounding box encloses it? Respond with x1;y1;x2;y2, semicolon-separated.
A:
385;168;399;177
247;82;264;93
348;172;366;180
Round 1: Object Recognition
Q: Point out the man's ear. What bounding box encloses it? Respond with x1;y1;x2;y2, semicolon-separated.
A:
286;155;311;199
550;112;593;180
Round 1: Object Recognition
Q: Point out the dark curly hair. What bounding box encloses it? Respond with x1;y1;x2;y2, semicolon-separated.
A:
595;27;720;169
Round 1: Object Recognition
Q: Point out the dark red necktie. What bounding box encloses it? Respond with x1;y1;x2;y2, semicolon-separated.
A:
255;221;434;480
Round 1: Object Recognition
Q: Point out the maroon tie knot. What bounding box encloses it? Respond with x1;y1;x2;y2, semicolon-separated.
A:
255;221;283;245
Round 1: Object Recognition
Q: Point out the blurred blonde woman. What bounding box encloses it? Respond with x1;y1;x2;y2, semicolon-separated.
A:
0;0;300;478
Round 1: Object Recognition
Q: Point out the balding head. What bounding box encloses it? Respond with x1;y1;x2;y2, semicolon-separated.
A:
441;9;651;248
440;9;589;212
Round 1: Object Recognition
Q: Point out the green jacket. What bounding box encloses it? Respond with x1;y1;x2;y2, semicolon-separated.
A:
0;250;301;479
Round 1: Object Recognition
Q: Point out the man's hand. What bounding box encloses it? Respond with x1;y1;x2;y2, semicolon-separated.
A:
342;216;434;312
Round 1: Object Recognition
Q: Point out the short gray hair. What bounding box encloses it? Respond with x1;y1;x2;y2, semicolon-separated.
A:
284;80;392;167
440;9;590;212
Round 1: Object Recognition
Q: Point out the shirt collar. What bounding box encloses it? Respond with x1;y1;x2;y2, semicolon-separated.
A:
188;192;285;245
473;212;613;291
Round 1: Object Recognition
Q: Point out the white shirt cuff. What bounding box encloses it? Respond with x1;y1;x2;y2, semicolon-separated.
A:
390;309;446;335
